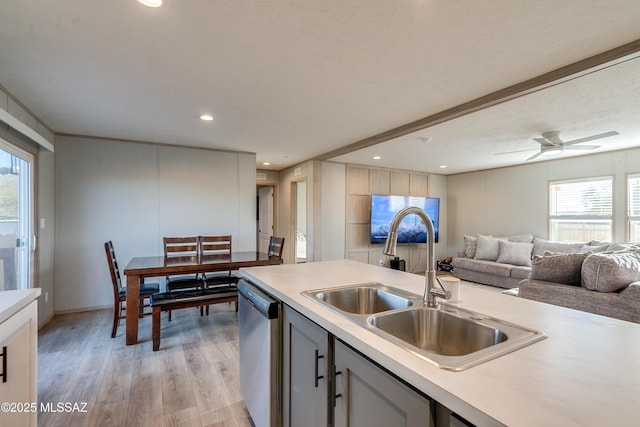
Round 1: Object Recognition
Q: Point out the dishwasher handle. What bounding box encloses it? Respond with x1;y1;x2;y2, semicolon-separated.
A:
238;279;279;319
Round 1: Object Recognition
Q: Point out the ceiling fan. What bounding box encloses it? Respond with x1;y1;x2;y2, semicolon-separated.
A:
496;130;619;161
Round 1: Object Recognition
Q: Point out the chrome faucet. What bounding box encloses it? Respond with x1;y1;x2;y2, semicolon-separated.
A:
383;206;450;307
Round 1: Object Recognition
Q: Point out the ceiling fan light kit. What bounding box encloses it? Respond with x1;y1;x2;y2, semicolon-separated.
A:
525;130;619;161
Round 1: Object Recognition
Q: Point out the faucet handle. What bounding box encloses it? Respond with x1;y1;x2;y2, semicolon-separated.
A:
429;287;451;300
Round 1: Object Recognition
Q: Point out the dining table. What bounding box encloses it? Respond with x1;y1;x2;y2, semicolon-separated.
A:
123;251;283;345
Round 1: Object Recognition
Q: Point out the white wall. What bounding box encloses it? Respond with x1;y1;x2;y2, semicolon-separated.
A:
447;148;640;256
37;149;55;325
54;136;256;312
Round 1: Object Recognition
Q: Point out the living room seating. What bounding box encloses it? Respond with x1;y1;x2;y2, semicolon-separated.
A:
519;248;640;323
452;233;640;322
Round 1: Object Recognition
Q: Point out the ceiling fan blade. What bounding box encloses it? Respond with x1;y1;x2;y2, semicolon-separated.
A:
526;151;543;161
562;131;619;146
533;137;555;147
494;148;538;155
564;144;600;151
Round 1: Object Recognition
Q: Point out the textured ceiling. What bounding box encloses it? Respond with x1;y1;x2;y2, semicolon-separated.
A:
1;1;640;172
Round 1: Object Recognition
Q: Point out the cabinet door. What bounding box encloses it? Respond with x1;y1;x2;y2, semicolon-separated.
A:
333;340;433;427
0;301;38;427
282;305;329;427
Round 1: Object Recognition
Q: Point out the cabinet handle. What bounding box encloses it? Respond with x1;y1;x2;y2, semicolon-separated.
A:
314;349;324;388
331;363;343;407
1;346;6;383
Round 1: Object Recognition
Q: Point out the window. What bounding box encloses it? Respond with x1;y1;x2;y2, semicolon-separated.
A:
549;177;612;242
0;138;34;290
628;174;640;242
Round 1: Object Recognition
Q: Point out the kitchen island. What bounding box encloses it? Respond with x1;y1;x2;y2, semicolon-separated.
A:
241;259;640;426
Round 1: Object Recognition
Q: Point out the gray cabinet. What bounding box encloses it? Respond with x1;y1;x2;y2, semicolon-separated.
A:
333;339;433;427
283;304;434;427
282;305;329;427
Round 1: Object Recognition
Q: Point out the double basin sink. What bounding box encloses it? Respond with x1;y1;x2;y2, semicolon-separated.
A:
303;283;546;371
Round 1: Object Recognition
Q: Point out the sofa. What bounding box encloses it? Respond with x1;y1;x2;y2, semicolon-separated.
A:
452;233;598;289
452;233;640;323
519;249;640;323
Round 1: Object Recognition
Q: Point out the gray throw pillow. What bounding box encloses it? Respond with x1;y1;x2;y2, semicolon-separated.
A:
581;250;640;292
463;234;477;258
496;241;534;267
529;252;591;286
532;238;586;256
474;235;503;261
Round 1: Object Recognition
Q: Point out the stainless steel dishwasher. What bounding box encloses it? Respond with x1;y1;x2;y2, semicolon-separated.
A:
238;279;281;427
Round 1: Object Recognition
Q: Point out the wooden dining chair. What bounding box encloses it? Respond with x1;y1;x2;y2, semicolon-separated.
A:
164;236;204;320
163;236;204;290
200;235;238;314
200;235;238;287
105;241;159;338
268;236;285;259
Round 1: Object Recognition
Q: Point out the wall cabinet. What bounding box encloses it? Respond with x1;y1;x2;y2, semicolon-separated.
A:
283;304;437;427
0;300;38;427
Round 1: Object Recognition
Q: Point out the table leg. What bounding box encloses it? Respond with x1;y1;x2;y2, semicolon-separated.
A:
126;273;140;345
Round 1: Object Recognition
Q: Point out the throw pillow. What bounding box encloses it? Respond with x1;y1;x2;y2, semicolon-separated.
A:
496;241;534;267
581;250;640;292
532;238;586;256
474;235;503;261
463;234;478;258
529;252;591;286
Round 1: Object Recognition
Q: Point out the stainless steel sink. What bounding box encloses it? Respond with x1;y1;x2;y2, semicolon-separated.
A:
368;306;546;371
303;283;414;315
369;307;507;356
303;283;547;371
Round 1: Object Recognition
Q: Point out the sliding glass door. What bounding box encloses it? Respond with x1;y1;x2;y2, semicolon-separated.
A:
0;139;34;290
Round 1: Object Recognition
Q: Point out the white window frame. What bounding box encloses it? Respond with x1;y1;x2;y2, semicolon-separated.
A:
627;173;640;242
549;176;613;242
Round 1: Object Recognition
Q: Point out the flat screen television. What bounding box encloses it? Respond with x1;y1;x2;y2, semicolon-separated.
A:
370;194;440;244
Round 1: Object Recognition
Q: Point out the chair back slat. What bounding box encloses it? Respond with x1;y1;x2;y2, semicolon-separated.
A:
163;236;199;257
104;241;122;296
268;236;285;258
199;235;232;256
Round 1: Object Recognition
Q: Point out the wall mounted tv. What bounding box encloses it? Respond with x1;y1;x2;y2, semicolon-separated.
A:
370;194;440;244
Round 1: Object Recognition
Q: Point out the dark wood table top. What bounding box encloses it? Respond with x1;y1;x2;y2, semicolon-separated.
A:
124;251;281;276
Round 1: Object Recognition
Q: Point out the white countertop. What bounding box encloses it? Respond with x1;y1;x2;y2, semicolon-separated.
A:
0;289;41;324
241;259;640;427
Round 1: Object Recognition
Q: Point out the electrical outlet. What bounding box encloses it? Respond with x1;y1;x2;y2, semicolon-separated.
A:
379;259;384;266
45;291;49;303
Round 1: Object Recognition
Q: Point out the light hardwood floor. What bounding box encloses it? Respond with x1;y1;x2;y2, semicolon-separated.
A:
37;304;253;427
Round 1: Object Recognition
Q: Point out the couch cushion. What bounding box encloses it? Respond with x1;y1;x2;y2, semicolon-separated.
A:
581;250;640;292
474;235;504;261
502;233;534;244
453;257;511;277
463;234;478;258
532;238;586;256
496;241;534;267
529;252;590;286
510;266;532;280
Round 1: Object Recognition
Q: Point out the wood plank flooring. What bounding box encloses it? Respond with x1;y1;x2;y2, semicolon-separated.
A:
37;304;253;427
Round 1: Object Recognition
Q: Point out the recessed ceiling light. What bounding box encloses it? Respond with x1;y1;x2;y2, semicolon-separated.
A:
372;156;382;160
439;165;447;168
263;162;271;166
200;114;214;121
138;0;163;7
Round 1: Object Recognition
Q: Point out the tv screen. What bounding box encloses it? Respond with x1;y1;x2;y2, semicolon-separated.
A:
370;194;439;244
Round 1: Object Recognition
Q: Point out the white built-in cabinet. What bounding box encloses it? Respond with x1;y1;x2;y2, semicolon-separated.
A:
0;299;38;427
